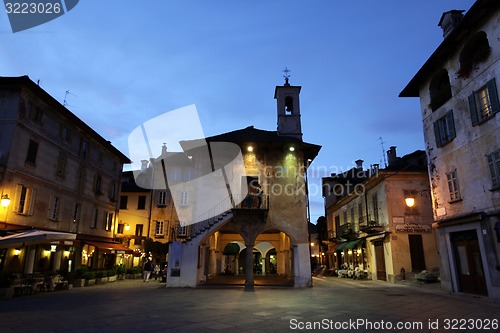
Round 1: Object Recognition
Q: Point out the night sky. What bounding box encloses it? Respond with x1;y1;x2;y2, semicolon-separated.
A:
0;0;477;222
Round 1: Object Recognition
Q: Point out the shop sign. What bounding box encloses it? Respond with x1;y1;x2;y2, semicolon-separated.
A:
395;224;431;233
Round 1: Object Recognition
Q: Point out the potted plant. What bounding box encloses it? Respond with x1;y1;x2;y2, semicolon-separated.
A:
116;265;127;280
83;271;96;286
95;270;107;284
72;267;87;288
107;268;117;282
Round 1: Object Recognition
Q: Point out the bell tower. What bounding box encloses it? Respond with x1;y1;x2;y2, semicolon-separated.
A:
274;68;302;140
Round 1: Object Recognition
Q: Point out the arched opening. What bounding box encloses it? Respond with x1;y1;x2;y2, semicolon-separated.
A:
429;69;452;111
458;31;490;78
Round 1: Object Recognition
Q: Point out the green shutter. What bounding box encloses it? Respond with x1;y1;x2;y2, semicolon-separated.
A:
433;120;442;147
487;78;499;115
468;94;479;126
447;110;456;140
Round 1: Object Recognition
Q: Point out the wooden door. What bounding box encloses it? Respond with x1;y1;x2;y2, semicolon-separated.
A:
374;241;386;281
451;230;488;296
408;234;426;272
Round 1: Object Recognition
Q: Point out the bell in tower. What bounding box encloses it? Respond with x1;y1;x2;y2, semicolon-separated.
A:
274;68;303;140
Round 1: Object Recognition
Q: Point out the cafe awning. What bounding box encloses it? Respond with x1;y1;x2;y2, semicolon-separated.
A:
0;229;76;248
335;239;365;252
85;241;133;254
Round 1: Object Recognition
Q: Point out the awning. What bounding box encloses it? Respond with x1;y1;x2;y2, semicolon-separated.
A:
0;229;77;248
335;239;365;251
85;241;133;254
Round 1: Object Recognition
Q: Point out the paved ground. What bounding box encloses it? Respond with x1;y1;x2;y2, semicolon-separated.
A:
1;276;499;333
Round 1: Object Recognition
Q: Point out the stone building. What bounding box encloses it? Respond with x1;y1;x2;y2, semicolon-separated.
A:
0;76;131;274
400;0;500;298
135;78;321;288
323;149;439;283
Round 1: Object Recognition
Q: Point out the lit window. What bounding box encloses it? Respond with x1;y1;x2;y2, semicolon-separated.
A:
155;220;164;235
469;79;499;125
15;185;36;215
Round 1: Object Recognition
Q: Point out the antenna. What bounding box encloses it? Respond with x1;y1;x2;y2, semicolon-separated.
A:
63;90;77;108
379;137;387;168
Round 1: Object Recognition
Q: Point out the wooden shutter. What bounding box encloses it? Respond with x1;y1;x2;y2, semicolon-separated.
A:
433;120;442;147
447;110;456;140
468;94;479;126
487;78;499;115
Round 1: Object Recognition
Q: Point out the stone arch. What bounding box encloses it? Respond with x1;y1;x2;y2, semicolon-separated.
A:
458;31;490;78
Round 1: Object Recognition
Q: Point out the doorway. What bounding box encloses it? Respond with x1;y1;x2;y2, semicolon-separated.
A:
374;240;386;281
408;234;426;272
450;230;488;296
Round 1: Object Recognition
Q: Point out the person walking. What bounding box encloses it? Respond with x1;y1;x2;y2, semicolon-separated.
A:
143;259;154;282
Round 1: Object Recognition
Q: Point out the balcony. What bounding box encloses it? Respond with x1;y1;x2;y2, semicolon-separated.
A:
359;220;384;233
337;223;353;237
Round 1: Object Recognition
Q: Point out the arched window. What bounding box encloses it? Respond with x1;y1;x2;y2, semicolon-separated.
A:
458;31;490;78
429;69;452;111
285;96;293;115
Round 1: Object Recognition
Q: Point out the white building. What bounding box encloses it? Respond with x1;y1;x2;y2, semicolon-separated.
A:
400;0;500;298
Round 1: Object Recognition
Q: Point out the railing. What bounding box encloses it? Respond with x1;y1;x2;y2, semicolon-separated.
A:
328;229;337;240
232;193;269;210
172;196;233;241
337;223;353;237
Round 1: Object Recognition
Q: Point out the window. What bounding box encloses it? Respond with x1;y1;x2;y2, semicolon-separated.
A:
60;125;71;143
486;149;500;189
25;139;38;165
29;105;43;123
372;193;379;223
358;203;364;224
155;220;164;236
158;191;169;207
137;196;146;210
180;192;189;206
117;223;124;234
434;110;456;147
15;185;36;215
80;139;89;160
458;31;490;78
94;174;102;194
120;196;128;209
350;207;355;228
429;69;452;111
135;224;143;236
48;195;61;221
91;209;98;229
105;212;113;231
73;203;81;224
56;153;67;178
469;79;499;126
446;170;461;201
109;182;117;201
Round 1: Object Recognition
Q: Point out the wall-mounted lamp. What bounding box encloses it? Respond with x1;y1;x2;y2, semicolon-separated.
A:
357;249;362;255
347;249;353;255
310;242;314;247
1;194;11;207
124;224;130;231
43;250;51;257
405;197;415;208
50;245;57;252
247;145;254;152
13;249;21;256
64;250;70;258
289;146;295;152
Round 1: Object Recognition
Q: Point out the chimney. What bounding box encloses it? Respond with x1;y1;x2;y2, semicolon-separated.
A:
370;164;379;177
355;159;364;171
438;10;464;38
141;160;149;171
387;146;397;166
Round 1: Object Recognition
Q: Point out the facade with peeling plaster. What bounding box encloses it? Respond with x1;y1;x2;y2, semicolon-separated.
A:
400;0;500;299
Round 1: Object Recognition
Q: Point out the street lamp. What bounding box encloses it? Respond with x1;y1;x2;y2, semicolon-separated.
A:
405;197;415;208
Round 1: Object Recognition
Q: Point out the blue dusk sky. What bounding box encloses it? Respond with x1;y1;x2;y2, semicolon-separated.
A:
0;0;477;223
